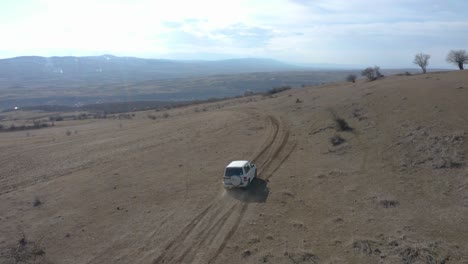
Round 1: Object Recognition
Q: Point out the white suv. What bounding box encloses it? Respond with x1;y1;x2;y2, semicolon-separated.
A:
223;160;257;188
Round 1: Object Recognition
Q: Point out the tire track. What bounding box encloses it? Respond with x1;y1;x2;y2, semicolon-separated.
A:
176;204;239;263
152;204;215;263
152;112;292;264
206;203;248;264
205;115;292;263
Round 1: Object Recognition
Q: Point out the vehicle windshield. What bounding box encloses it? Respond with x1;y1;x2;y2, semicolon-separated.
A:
224;168;243;176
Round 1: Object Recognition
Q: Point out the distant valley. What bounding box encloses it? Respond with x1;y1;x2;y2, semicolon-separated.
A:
0;55;422;109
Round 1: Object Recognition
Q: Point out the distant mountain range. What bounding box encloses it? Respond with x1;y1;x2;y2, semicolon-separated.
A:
0;55;299;83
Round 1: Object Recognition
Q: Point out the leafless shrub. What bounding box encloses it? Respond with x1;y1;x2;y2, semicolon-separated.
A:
361;66;382;81
10;234;46;263
334;117;353;132
380;199;399;208
399;246;438;264
66;130;72;136
346;74;357;83
33;197;42;207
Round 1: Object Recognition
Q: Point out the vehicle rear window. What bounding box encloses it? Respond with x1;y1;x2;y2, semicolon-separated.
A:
225;167;243;176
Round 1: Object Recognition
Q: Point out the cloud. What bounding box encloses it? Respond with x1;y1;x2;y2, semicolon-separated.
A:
214;23;275;47
161;21;183;28
1;0;467;67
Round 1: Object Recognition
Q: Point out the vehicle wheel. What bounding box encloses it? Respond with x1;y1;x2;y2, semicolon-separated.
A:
231;176;242;187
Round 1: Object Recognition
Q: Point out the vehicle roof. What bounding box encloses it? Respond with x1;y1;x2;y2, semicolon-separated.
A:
226;160;249;168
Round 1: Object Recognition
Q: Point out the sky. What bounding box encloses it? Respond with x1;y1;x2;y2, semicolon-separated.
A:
1;0;467;68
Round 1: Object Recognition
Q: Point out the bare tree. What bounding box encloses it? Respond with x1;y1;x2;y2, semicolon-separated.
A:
413;53;430;73
446;49;468;70
361;66;381;81
374;65;382;77
346;74;357;83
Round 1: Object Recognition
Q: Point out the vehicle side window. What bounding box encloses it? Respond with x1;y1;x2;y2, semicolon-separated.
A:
244;165;250;173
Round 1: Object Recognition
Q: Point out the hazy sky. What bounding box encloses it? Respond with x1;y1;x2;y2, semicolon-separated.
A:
1;0;467;68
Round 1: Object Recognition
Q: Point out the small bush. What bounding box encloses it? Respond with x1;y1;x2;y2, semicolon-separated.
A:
33;197;42;207
380;200;399;208
65;130;72;136
11;234;46;262
346;74;357;83
162;113;169;118
295;98;302;103
334;117;353;132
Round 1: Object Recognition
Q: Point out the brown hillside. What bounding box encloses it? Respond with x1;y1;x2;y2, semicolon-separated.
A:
1;70;467;263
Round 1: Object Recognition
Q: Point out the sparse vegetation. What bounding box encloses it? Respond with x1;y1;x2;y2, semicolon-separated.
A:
265;86;292;95
33;197;42;207
66;130;72;136
49;115;64;121
9;234;46;263
0;121;52;133
399;245;440;264
413;53;431;73
446;49;468;70
346;74;357;83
